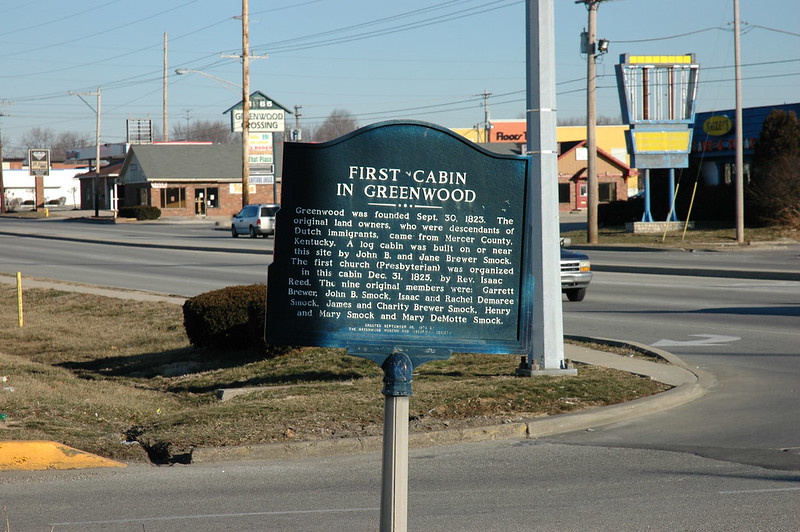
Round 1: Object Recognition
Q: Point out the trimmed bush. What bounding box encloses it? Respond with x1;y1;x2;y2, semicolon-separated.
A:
598;197;644;226
118;205;161;220
183;284;291;357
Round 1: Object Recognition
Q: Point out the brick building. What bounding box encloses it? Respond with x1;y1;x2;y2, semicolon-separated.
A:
118;144;280;217
557;139;635;211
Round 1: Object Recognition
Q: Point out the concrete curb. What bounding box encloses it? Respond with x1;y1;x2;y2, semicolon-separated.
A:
193;339;711;464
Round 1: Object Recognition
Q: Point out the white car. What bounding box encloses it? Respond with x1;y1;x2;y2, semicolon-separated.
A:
231;204;279;238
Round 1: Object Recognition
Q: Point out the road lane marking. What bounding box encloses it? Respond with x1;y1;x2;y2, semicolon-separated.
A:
719;487;800;494
51;507;380;526
651;334;741;347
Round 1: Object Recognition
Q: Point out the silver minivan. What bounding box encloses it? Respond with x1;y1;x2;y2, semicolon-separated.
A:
231;204;279;238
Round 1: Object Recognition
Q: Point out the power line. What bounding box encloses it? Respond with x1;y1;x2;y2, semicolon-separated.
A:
249;0;520;54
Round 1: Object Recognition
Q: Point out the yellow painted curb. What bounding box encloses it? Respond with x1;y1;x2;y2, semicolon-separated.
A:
0;441;126;471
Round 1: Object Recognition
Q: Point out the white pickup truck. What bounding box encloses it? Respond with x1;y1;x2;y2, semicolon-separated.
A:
560;238;592;302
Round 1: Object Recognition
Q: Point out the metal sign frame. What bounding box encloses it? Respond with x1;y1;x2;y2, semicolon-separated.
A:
616;54;700;169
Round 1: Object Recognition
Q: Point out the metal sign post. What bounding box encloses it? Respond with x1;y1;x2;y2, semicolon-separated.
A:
28;149;50;212
380;352;412;531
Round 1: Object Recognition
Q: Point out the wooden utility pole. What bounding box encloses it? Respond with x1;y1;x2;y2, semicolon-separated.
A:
0;125;5;215
163;33;169;142
733;0;745;243
0;102;12;214
241;0;251;207
479;90;492;143
222;0;267;208
94;89;102;217
579;0;605;244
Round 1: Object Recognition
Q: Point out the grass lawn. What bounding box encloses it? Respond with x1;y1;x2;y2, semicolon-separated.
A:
0;285;669;463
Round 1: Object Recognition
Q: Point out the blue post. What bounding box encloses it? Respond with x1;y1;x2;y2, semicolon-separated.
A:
667;168;678;221
641;169;654;222
382;352;413;398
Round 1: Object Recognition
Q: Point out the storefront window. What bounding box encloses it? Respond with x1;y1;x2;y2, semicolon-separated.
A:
558;183;570;203
161;187;186;208
203;187;219;208
599;182;617;203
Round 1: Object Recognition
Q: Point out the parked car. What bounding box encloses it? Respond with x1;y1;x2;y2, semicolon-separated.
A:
560;238;592;301
231;204;279;238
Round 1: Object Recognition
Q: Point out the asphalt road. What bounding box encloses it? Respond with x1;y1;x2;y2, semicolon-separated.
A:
1;441;797;531
1;214;798;531
0;217;272;296
560;270;800;469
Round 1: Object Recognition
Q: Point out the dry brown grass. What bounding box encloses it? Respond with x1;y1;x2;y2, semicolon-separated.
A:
562;223;798;248
0;285;669;463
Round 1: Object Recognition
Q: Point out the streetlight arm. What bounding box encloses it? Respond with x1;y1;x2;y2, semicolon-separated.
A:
174;69;242;90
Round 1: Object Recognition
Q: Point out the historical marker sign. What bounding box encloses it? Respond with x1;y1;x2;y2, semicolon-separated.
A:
266;121;534;358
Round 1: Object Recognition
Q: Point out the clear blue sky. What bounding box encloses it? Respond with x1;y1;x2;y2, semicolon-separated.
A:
1;0;797;151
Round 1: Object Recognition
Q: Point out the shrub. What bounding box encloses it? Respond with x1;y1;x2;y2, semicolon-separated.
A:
182;284;291;357
118;205;161;220
599;197;644;226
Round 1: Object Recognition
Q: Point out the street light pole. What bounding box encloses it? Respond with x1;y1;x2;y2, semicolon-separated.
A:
175;69;242;91
71;88;102;217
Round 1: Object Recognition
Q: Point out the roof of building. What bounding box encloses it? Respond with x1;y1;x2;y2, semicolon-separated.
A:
120;144;242;182
75;161;123;179
559;139;637;177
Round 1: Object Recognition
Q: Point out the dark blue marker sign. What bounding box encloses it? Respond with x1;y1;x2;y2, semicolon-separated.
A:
266;121;533;359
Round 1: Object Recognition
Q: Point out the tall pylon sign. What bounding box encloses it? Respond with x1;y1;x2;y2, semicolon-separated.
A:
616;54;700;222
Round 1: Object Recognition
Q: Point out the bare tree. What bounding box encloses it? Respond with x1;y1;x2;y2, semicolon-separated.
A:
171;119;238;144
19;127;93;160
557;115;622;126
308;109;358;142
54;131;93;159
20;127;55;151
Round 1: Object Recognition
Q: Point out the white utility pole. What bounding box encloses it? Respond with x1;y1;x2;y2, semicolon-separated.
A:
525;0;568;372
